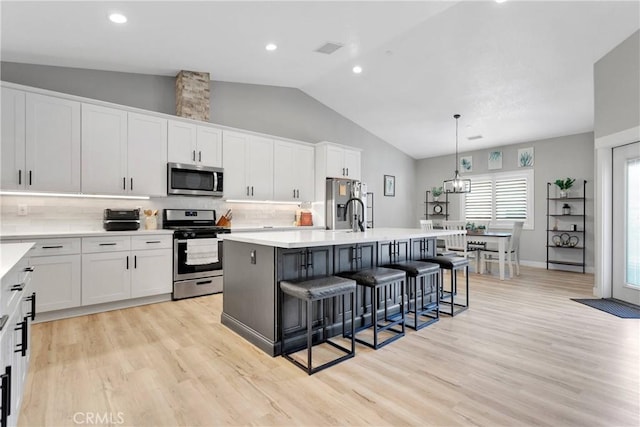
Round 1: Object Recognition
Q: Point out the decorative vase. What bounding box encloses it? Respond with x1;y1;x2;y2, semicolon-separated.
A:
434;196;439;202
562;203;571;215
560;190;567;198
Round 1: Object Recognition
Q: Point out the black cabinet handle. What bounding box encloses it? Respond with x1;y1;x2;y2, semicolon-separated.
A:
199;151;202;162
42;245;63;249
130;177;133;191
10;284;24;292
145;241;161;244
28;170;32;186
246;186;250;196
26;292;36;321
134;255;137;269
193;150;196;161
14;318;27;357
251;186;254;196
23;266;34;272
2;365;12;423
126;256;129;270
99;243;117;246
346;168;349;176
196;280;212;286
18;170;21;185
123;177;126;190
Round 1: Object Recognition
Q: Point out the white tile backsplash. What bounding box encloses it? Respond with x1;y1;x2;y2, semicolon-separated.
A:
0;195;310;233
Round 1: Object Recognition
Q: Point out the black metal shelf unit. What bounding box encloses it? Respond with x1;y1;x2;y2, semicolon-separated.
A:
424;190;449;222
546;180;587;273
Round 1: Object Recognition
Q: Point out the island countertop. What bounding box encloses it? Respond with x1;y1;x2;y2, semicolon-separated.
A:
223;227;465;248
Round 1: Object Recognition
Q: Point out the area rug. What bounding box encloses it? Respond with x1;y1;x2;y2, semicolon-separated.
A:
571;298;640;318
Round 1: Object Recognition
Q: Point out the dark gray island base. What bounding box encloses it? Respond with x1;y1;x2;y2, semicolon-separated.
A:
221;228;462;356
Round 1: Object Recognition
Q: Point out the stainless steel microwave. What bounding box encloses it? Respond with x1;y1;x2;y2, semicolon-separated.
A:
167;163;223;197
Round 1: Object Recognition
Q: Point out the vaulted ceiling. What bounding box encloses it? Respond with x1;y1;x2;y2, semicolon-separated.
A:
2;1;638;158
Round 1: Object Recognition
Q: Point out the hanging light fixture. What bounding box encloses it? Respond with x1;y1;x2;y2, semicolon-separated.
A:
443;114;471;194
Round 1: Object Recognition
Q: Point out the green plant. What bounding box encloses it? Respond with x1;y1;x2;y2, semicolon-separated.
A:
431;186;443;198
554;177;575;191
465;222;476;231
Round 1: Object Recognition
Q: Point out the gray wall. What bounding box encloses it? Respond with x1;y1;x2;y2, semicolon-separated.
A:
416;132;595;269
1;61;416;227
594;30;640;139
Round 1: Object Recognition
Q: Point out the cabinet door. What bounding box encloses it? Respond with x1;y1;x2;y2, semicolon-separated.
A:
29;254;81;312
1;87;26;190
273;140;296;201
81;103;128;194
222;130;249;198
343;148;361;181
325;145;345;178
196;126;222;167
131;249;172;298
128;113;167;197
295;144;315;201
167;120;197;164
82;252;131;305
247;135;273;199
25;93;81;192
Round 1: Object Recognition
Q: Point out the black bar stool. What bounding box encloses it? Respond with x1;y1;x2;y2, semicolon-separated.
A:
279;276;356;375
384;260;440;330
338;267;405;349
420;256;469;316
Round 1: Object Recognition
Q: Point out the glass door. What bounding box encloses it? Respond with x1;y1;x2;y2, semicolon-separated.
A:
612;142;640;305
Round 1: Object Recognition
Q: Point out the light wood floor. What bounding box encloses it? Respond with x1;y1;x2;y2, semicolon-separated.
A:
20;267;639;426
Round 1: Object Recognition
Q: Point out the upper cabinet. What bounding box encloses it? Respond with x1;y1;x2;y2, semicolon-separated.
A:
223;130;274;200
82;105;167;197
273;139;314;201
1;89;81;192
315;142;361;181
167;120;222;167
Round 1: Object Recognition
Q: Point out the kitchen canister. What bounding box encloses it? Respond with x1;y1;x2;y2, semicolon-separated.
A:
562;203;571;215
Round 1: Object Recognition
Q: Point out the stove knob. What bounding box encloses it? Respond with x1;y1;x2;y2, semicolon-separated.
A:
182;231;190;239
189;232;197;239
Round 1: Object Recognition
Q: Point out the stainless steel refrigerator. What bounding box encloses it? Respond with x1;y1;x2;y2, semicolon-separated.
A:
325;178;368;230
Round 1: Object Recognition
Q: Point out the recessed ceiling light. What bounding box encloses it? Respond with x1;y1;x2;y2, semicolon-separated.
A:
352;65;363;74
108;13;127;24
265;43;278;51
495;0;508;3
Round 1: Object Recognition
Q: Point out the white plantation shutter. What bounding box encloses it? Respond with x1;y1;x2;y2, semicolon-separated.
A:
462;170;534;229
495;177;528;219
465;179;493;220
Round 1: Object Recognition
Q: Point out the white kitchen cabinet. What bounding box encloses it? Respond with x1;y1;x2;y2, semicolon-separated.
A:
29;255;81;312
127;112;168;196
168;120;222;167
316;142;361;181
82;105;167;196
1;89;80;192
25;93;81;192
81;103;128;194
1;88;26;190
131;248;172;298
82;251;131;306
273;139;315;201
223;130;274;199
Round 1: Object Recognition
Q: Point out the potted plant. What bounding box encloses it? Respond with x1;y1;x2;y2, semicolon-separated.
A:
554;177;576;198
476;224;486;234
432;186;443;201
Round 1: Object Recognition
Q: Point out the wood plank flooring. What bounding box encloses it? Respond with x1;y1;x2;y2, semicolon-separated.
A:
20;267;639;426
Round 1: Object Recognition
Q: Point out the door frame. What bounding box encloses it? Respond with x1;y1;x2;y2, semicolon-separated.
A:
594;125;640;298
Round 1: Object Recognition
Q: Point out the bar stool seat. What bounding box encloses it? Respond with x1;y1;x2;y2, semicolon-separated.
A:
420;255;469;316
384;260;440;330
338;267;406;349
280;276;356;375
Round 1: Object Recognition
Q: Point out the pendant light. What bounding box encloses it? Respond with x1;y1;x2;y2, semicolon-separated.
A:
443;114;471;194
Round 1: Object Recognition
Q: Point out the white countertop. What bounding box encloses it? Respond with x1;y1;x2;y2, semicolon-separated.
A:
0;229;174;240
223;227;465;249
0;242;34;280
231;225;324;232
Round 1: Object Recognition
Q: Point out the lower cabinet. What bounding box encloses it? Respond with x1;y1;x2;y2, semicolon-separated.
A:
30;254;81;312
130;248;172;298
82;251;131;305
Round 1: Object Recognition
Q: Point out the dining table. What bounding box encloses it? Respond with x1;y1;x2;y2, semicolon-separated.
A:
466;231;513;280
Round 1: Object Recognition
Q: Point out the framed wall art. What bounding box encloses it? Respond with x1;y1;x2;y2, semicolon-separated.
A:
384;175;395;197
488;151;503;170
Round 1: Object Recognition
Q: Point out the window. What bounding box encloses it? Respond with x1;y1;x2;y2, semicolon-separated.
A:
461;169;534;229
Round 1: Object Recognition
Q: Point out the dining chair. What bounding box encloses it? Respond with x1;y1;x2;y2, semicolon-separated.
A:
442;221;476;272
480;221;524;277
419;219;433;231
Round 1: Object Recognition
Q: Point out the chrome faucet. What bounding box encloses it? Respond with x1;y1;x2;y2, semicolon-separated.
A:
343;197;365;232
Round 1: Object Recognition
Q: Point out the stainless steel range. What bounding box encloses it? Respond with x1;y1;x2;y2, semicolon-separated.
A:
163;209;230;300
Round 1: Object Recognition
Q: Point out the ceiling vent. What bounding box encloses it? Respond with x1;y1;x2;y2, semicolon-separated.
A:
467;135;483;140
314;42;344;55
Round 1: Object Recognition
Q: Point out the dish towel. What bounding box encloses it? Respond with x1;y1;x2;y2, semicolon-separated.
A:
185;238;219;265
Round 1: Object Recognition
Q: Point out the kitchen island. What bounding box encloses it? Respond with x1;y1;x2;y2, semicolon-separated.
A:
221;228;465;355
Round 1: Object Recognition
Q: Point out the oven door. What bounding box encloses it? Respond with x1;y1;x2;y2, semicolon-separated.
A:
174;237;223;281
